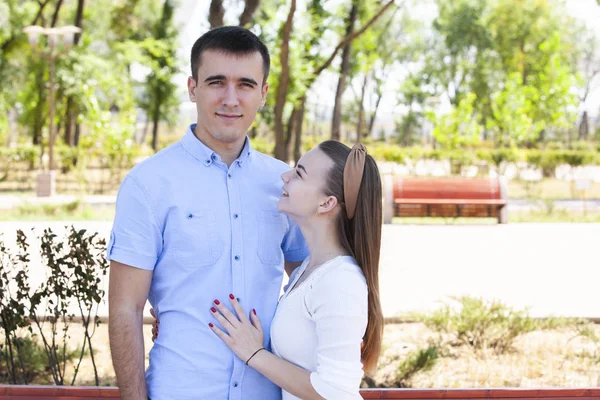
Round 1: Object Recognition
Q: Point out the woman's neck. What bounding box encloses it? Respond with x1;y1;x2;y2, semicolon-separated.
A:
299;217;349;268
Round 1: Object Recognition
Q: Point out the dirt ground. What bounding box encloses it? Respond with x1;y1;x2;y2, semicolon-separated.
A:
14;322;599;388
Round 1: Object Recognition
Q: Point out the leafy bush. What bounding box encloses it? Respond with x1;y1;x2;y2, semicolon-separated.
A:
415;296;538;354
0;227;108;385
0;335;77;384
363;345;439;389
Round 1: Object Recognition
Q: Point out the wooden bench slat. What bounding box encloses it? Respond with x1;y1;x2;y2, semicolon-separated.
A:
1;386;599;399
395;199;507;205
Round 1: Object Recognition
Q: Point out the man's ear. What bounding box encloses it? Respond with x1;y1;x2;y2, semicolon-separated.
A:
260;83;269;108
187;76;197;102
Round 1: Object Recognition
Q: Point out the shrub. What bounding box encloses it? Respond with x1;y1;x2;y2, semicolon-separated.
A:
415;296;538;354
0;227;108;385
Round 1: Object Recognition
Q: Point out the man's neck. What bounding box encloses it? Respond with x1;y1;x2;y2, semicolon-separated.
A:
193;126;246;167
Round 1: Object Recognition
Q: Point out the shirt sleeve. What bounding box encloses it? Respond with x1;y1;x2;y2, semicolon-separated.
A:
281;215;309;262
306;265;368;399
106;174;163;270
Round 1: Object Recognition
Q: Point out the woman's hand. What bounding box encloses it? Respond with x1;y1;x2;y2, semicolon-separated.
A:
150;308;159;342
209;294;265;364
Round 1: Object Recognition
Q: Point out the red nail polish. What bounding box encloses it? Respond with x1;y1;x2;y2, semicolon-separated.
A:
209;323;214;327
253;309;256;315
214;299;220;305
229;294;235;300
211;307;217;313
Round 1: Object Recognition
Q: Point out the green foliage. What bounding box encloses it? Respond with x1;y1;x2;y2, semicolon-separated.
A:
416;296;539;354
0;227;108;385
428;93;483;149
418;0;580;147
364;345;439;389
391;346;438;388
250;137;275;156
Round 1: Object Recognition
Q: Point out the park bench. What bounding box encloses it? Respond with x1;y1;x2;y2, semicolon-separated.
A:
1;386;599;399
383;176;509;224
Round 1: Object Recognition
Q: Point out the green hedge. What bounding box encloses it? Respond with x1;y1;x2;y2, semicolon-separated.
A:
368;146;599;172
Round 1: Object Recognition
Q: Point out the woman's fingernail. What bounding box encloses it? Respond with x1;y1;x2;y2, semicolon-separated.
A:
229;294;235;300
214;299;220;305
209;323;214;328
253;309;256;315
211;307;217;313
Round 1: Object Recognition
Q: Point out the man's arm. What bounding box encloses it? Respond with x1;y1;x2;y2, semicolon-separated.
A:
109;260;153;400
284;260;303;278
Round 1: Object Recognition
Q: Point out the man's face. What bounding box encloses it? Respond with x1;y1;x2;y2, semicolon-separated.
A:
188;50;268;146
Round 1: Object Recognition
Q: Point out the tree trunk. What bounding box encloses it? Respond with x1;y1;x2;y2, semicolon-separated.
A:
239;0;260;27
331;1;358;141
64;99;74;147
578;110;589;140
209;0;225;28
273;0;296;162
285;107;298;160
74;124;81;146
33;67;45;147
356;75;368;143
74;0;85;44
293;97;306;164
151;102;160;152
64;0;85;147
367;90;383;138
50;0;64;27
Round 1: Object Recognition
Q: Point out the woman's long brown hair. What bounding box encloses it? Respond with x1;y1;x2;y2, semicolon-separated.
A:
318;140;384;375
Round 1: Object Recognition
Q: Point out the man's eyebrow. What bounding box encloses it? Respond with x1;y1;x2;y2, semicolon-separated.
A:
203;75;259;86
297;164;307;174
204;74;226;82
240;77;258;86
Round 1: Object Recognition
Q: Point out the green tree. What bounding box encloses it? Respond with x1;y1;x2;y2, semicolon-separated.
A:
428;92;482;149
138;0;180;152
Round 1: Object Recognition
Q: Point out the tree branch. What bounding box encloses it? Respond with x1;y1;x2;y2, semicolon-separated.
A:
51;0;64;28
311;0;399;81
239;0;260;27
209;0;225;29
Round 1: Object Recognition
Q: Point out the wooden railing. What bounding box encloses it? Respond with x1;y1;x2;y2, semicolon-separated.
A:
1;386;599;399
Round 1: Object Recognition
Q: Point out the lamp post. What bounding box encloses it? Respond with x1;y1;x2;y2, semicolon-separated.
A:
22;25;81;197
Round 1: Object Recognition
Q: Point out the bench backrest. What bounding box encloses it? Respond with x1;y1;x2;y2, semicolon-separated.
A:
394;177;503;201
1;386;599;399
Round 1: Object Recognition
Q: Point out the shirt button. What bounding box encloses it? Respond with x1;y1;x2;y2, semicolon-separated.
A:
205;159;210;164
228;173;232;179
233;382;238;388
187;214;193;219
233;213;239;219
234;255;240;261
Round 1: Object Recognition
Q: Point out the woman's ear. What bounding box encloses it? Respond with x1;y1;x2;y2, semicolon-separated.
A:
317;195;339;216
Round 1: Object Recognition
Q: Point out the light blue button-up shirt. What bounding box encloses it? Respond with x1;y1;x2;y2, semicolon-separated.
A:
107;125;309;400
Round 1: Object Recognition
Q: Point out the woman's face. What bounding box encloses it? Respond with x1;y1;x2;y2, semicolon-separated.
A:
277;147;337;220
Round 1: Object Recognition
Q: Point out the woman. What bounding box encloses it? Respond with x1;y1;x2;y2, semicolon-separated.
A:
153;141;383;399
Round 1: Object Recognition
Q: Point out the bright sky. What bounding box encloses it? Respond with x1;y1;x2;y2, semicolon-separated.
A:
173;0;600;124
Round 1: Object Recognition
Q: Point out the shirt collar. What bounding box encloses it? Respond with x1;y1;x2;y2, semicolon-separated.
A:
180;124;253;167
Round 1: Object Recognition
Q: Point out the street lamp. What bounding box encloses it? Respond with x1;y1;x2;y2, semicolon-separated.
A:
22;25;81;197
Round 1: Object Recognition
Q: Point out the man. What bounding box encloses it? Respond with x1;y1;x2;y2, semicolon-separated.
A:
108;26;308;400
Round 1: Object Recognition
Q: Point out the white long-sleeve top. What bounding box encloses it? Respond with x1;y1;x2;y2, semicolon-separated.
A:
270;255;368;400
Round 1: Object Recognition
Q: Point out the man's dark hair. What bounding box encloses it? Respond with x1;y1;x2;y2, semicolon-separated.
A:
190;26;270;85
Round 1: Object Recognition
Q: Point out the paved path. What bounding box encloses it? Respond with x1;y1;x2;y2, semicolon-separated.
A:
1;222;598;319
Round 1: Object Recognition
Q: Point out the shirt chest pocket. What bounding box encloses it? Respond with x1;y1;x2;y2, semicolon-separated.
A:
257;211;288;265
170;210;223;268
